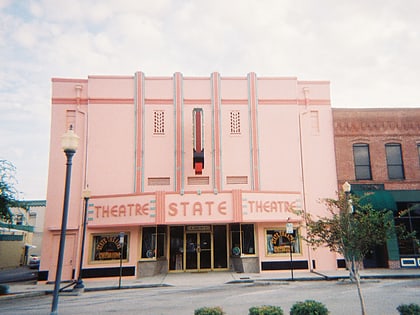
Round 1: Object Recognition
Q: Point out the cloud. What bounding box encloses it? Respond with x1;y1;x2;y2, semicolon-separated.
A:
0;0;420;198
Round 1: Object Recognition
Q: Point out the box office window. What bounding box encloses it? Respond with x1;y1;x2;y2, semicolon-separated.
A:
141;226;166;259
92;233;128;261
230;224;255;255
266;229;300;255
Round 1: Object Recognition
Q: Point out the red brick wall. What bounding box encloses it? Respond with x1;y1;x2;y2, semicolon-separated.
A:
333;108;420;190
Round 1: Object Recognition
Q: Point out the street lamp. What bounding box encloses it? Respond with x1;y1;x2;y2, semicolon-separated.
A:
51;127;79;315
118;232;125;289
342;181;355;279
342;181;351;198
74;189;91;291
342;181;354;213
286;218;294;281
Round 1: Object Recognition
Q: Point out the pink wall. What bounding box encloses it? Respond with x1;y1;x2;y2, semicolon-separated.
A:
42;72;338;280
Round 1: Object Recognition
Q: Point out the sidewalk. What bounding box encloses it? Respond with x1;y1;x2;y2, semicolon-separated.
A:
2;268;420;301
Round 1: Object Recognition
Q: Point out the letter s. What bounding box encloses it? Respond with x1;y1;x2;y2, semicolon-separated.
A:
168;202;178;216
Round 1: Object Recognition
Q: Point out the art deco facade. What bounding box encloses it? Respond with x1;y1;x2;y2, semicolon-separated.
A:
40;72;339;281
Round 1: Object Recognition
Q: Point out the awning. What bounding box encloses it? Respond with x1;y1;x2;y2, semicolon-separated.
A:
353;190;396;211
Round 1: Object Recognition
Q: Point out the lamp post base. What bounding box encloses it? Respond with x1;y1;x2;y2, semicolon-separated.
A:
73;280;85;293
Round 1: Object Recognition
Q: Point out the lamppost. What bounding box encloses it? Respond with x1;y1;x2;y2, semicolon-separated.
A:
118;232;125;289
74;189;91;291
342;181;355;279
342;181;353;213
51;127;79;315
286;218;294;281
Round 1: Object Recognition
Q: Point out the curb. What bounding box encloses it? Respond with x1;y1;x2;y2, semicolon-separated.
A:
0;291;46;301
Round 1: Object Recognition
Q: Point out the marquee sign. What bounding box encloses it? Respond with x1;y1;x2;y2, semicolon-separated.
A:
87;191;302;226
241;192;302;222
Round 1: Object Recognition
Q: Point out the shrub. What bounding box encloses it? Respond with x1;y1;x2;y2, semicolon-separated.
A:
0;284;10;295
194;306;225;315
397;303;420;315
249;305;284;315
290;300;329;315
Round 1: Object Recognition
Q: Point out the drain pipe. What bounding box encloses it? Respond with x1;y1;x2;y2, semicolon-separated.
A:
299;87;314;272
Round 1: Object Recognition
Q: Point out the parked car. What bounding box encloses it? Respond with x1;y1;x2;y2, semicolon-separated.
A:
28;255;40;269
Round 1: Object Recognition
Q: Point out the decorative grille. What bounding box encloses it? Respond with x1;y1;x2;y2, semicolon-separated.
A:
230;111;241;134
153;110;165;134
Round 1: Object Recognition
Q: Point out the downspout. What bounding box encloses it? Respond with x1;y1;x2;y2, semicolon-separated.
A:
75;84;89;190
299;86;313;272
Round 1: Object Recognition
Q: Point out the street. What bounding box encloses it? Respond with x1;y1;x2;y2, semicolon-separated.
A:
1;278;419;314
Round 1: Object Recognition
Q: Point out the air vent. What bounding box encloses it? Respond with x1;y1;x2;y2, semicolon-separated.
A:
187;176;210;185
226;176;248;184
148;177;170;185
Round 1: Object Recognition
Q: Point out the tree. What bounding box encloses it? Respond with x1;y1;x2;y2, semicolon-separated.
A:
0;159;20;222
303;190;395;315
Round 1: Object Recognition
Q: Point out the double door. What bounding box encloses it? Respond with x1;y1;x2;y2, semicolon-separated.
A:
186;232;212;270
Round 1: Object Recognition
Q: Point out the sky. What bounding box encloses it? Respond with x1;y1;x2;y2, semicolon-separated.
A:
0;0;419;200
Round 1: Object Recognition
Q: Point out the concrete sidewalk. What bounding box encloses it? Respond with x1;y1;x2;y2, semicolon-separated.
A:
2;268;420;301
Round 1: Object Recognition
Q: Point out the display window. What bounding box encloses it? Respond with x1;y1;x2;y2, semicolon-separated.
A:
230;224;255;256
91;233;128;262
141;226;166;259
265;229;300;255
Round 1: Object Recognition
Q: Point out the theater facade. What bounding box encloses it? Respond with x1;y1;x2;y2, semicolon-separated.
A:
40;72;339;281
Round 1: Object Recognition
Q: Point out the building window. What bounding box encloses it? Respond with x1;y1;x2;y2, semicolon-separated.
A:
92;233;128;261
230;224;255;255
266;229;300;255
230;111;241;134
141;226;166;259
417;144;420;167
153;110;165;135
395;203;420;256
353;143;372;180
385;143;405;180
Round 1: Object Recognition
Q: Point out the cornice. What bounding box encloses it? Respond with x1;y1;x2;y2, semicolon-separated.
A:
334;119;420;135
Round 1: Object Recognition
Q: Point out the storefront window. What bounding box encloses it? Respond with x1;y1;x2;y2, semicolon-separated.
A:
141;226;166;259
230;224;255;256
395;203;420;256
92;233;128;261
266;229;300;255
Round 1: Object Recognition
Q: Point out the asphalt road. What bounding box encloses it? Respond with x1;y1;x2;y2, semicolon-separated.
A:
1;278;419;314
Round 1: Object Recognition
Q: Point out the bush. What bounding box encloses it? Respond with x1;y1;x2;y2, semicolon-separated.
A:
397;303;420;315
0;284;10;295
290;300;329;315
194;306;225;315
249;305;284;315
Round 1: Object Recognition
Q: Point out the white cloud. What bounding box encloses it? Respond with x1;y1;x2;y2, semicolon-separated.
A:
0;0;420;198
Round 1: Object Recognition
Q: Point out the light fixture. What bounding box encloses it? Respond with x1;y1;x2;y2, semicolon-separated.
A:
342;181;351;193
61;127;80;152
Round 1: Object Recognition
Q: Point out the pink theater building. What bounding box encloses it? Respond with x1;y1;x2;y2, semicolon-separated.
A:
40;72;339;282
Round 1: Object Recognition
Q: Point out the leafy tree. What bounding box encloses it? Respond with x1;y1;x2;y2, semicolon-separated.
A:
0;159;20;222
303;191;396;315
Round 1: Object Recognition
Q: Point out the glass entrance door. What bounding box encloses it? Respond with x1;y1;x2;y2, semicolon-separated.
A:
186;232;212;270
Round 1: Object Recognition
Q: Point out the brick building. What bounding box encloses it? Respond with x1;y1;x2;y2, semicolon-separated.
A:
333;108;420;268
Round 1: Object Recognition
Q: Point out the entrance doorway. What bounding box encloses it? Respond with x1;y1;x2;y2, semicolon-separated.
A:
186;232;211;270
168;225;227;272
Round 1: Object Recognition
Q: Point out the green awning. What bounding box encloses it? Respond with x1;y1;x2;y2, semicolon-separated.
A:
354;190;396;211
